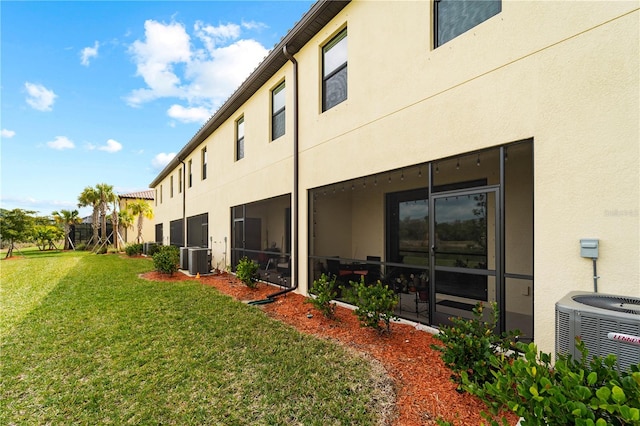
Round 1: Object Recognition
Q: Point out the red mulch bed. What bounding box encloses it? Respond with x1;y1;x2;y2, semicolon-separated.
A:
141;271;518;426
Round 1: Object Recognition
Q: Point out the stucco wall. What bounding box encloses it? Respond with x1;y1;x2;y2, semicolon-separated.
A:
151;1;639;354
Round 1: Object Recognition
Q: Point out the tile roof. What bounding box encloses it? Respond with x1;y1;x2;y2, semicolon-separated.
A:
119;190;155;200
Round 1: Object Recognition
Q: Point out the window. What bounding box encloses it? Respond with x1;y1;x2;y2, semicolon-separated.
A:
188;159;193;187
160;185;163;204
201;147;207;180
435;0;501;47
322;28;347;112
178;167;183;193
236;116;245;160
271;82;285;140
170;175;174;198
155;189;158;206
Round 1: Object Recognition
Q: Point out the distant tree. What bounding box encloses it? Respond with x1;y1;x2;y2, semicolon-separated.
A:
78;186;100;247
52;209;82;250
118;209;134;243
0;208;35;258
95;183;118;247
110;198;120;250
32;223;63;251
127;199;154;243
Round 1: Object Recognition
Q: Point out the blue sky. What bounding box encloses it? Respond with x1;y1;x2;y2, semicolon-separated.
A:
1;0;313;217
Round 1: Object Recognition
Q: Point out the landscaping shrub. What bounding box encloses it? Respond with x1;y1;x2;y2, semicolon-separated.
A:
306;273;338;319
475;339;640;425
75;243;87;251
235;256;259;288
432;302;520;388
147;243;160;257
342;277;398;334
125;243;143;256
433;302;640;425
96;245;108;255
152;245;179;275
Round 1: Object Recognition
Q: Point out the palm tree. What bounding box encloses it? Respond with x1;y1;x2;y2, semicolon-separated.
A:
127;199;154;243
78;186;100;247
118;209;134;244
52;209;82;250
95;183;117;246
110;198;121;250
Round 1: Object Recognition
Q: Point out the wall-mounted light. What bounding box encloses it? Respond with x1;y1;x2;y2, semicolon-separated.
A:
476;154;481;166
456;159;460;170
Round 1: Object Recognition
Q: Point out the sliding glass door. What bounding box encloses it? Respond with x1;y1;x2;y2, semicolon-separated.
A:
431;188;499;326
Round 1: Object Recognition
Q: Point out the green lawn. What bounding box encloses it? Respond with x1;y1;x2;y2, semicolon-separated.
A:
1;251;392;425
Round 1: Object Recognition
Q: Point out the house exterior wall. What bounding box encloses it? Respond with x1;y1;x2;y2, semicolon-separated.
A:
151;1;639;354
119;197;155;244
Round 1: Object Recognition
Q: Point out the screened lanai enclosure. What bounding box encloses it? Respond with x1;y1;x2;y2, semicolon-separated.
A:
231;194;292;287
309;140;534;341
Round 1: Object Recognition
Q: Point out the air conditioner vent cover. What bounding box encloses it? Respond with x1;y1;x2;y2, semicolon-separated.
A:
573;294;640;315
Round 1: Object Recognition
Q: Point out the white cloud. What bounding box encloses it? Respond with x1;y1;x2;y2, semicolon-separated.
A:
47;136;75;150
126;18;268;115
151;152;176;170
80;41;100;66
99;139;123;153
167;104;211;123
1;129;16;138
25;82;57;111
241;20;268;31
126;20;192;106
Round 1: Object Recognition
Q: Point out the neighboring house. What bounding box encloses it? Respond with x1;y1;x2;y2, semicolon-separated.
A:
149;0;639;355
118;190;155;244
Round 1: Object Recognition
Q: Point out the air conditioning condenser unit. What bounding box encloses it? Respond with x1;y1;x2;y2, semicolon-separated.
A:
555;291;640;372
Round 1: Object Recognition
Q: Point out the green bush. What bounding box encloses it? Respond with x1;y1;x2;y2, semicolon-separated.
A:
75;243;87;251
342;277;398;334
147;243;160;257
306;273;338;319
152;245;179;275
432;302;519;388
96;245;108;255
475;339;640;426
236;256;259;288
125;243;143;256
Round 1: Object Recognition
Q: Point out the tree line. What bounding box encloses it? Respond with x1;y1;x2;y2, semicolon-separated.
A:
0;183;153;258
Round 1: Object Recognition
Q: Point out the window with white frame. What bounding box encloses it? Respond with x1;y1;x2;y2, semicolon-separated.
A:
322;28;347;112
188;159;193;187
236;116;245;160
170;175;174;198
201;147;207;180
272;82;285;140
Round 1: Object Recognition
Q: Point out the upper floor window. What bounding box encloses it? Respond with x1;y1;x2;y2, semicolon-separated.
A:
201;147;207;180
435;0;501;47
272;82;285;140
236;116;245;160
170;175;174;198
188;159;193;187
159;184;163;204
178;167;183;193
322;28;347;112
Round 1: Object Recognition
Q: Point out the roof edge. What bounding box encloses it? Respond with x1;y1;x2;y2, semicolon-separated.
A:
149;0;349;188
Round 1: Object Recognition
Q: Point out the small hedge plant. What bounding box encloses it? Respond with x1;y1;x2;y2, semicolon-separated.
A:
306;273;338;319
474;339;640;426
432;302;520;388
125;243;143;256
433;302;640;425
342;277;398;334
152;245;179;275
236;256;259;288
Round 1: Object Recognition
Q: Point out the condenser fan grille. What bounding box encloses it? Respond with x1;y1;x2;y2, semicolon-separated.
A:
572;295;640;315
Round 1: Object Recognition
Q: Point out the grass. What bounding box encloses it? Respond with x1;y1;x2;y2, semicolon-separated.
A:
1;251;392;425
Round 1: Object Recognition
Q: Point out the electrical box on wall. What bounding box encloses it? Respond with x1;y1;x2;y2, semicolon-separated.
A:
580;239;599;259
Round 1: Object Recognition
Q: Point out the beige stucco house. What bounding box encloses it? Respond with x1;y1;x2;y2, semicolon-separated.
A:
150;0;639;355
118;190;155;244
